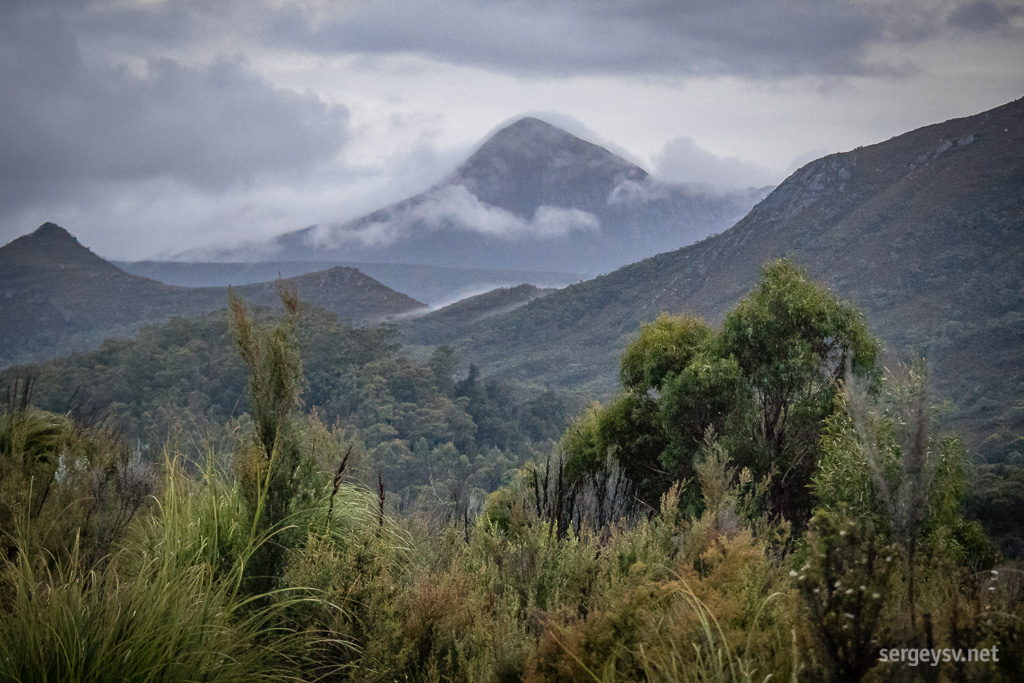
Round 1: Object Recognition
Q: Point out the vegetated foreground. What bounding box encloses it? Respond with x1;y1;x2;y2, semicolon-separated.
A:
1;263;1020;682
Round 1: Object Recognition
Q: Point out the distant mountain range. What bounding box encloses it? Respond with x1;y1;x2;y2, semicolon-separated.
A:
217;117;768;273
0;224;424;368
115;259;586;307
404;98;1024;459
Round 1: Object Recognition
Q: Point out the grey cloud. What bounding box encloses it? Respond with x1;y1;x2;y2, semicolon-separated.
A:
947;1;1023;31
0;3;350;216
260;0;1021;79
607;178;673;205
14;1;1019;83
264;0;883;78
308;184;600;248
654;137;780;190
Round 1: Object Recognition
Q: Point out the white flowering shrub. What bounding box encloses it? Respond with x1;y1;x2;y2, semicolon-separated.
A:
795;507;900;681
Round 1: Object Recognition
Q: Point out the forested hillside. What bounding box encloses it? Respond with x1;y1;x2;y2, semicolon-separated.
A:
401;283;554;346
0;224;424;367
2;302;577;511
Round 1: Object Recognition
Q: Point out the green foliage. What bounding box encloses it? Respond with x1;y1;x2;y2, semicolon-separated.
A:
795;509;900;682
0;545;296;683
229;285;314;591
658;353;744;473
3;261;1020;681
0;385;155;567
814;365;999;572
6;298;576;530
229;284;304;463
564;260;880;523
966;463;1024;557
0;390;1018;681
0;449;313;682
619;314;713;392
719;260;880;521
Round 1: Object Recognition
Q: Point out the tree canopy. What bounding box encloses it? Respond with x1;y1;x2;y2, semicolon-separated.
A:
563;259;881;521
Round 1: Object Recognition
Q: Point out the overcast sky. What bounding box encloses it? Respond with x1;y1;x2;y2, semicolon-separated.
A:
1;0;1021;259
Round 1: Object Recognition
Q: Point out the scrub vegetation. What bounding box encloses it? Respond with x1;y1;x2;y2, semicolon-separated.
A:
2;262;1020;681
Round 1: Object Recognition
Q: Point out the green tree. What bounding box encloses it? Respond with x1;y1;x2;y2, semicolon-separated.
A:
428;345;458;397
563;260;880;523
720;260;880;520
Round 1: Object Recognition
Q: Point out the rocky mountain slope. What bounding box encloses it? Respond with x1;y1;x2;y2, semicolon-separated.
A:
257;117;768;273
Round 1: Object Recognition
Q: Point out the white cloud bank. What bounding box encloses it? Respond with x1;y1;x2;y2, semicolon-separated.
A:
309;184;600;248
654;137;781;190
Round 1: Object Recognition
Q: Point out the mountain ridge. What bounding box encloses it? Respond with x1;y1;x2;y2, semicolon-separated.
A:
421;98;1024;458
115;259;587;306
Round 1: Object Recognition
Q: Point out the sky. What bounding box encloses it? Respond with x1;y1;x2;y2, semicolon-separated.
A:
1;0;1022;259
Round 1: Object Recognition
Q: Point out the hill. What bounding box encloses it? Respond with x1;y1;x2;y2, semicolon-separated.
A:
400;283;553;346
241;117;767;273
434;98;1024;459
114;259;585;306
0;224;425;368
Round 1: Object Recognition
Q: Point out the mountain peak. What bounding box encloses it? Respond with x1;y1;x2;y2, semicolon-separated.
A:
0;223;119;274
449;116;647;217
469;116;631;164
31;222;77;241
487;117;571;142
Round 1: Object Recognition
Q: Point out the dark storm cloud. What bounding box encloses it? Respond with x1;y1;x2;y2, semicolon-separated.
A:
947;1;1023;31
263;0;879;78
260;0;1020;79
0;2;350;215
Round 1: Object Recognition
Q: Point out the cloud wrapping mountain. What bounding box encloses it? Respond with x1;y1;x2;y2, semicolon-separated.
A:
258;118;769;273
308;184;601;248
1;0;1018;259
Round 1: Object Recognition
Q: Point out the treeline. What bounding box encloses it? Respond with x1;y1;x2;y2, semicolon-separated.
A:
1;263;1022;681
3;303;579;514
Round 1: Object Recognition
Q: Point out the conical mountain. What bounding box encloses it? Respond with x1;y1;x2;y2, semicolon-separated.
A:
0;222;126;276
417;98;1024;458
449;117;648;216
265;117;768;273
0;223;184;365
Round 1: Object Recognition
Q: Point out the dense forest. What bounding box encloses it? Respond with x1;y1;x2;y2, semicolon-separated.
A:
2;301;577;518
1;262;1021;681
